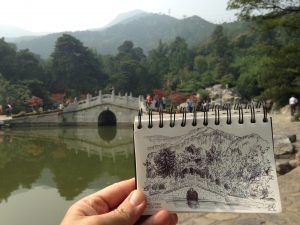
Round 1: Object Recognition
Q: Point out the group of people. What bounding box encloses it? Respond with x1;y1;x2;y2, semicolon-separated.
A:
146;95;166;110
146;94;211;113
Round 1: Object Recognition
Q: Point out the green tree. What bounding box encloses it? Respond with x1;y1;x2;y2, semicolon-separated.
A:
108;41;150;95
227;0;300;20
194;55;208;74
147;40;170;88
207;26;232;80
51;34;107;95
228;0;300;105
0;74;10;106
0;38;17;81
15;49;45;81
168;36;191;74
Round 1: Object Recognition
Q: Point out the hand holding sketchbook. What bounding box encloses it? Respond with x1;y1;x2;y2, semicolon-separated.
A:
134;106;281;214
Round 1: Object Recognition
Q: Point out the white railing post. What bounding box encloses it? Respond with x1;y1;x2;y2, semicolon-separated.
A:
111;89;115;103
125;92;128;105
86;93;91;103
99;90;102;104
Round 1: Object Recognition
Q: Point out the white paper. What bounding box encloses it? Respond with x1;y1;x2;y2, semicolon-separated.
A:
134;112;281;214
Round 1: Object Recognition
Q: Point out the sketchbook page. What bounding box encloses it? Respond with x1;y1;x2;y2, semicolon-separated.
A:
134;112;281;214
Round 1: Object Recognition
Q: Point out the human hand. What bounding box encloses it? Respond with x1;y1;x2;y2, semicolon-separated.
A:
60;178;178;225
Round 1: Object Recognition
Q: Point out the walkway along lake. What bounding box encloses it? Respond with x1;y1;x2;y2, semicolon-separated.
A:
0;126;135;225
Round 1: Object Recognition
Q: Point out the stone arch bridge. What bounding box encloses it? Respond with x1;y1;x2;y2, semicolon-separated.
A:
62;90;146;126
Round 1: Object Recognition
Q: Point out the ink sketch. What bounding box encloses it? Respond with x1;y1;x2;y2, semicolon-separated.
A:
140;126;281;213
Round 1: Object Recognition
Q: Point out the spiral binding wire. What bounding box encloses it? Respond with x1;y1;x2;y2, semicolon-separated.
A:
263;105;268;122
226;104;232;124
169;106;175;127
203;109;208;126
238;105;243;124
148;109;153;128
181;107;187;127
136;101;269;129
159;108;163;128
250;104;256;123
192;108;197;126
215;105;220;125
137;109;142;129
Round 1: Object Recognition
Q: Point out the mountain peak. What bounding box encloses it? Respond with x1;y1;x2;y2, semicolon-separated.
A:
106;9;149;27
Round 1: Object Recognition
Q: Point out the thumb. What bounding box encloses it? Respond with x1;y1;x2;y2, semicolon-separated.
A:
95;190;146;225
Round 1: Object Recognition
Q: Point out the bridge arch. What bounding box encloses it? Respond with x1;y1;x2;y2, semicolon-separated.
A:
98;109;117;126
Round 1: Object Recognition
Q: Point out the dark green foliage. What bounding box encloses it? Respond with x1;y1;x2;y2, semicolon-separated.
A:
107;40;150;95
50;34;107;95
0;38;17;80
228;0;300;105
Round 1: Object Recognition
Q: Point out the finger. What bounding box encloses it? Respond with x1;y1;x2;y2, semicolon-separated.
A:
85;178;136;213
141;210;178;225
169;214;178;225
94;190;146;225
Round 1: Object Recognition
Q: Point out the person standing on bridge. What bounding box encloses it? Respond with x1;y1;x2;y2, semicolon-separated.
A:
146;94;151;108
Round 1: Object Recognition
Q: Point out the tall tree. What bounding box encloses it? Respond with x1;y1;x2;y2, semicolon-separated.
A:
228;0;300;105
109;41;150;95
15;49;45;81
147;40;170;88
0;38;17;81
51;34;107;95
168;36;191;74
207;25;233;80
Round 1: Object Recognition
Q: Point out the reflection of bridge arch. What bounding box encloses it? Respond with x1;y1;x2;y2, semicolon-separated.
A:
98;110;117;126
98;126;117;142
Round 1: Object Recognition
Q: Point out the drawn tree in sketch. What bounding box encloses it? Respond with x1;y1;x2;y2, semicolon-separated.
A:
154;148;176;178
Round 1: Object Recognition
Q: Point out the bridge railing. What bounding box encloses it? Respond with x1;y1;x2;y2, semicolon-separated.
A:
63;90;145;113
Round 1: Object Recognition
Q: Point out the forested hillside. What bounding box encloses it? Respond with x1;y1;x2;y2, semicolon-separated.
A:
13;13;216;58
0;0;299;114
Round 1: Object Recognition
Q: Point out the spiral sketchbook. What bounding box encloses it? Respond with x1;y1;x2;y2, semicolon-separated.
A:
133;106;281;214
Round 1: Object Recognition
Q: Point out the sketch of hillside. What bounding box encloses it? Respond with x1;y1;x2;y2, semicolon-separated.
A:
147;127;235;152
143;127;276;211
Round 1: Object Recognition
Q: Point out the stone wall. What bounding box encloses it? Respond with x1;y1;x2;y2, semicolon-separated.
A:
10;111;60;126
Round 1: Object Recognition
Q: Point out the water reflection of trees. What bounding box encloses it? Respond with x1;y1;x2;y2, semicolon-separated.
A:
0;127;134;203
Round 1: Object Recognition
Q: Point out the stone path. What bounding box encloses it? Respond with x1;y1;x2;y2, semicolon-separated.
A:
0;115;11;121
178;112;300;225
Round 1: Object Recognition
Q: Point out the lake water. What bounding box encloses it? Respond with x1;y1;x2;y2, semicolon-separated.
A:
0;126;135;225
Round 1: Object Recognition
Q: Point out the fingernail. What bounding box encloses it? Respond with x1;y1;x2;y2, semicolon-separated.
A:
171;214;178;223
129;190;144;207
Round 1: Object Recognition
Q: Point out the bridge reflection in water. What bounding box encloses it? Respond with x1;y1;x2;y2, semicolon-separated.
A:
0;126;135;225
62;126;132;162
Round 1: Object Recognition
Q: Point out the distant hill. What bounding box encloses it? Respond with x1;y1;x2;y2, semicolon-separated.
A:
0;25;33;38
0;25;48;38
11;13;216;58
10;12;247;59
104;9;149;28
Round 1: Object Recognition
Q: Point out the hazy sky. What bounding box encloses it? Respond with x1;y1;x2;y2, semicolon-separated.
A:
0;0;237;32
